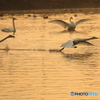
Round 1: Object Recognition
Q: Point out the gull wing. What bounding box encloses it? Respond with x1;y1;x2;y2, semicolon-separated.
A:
75;19;90;26
48;20;69;28
61;40;74;48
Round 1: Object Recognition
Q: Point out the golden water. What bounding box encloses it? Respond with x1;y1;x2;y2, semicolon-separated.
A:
0;11;100;100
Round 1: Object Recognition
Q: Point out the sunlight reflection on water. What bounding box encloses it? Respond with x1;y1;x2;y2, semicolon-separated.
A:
0;10;100;100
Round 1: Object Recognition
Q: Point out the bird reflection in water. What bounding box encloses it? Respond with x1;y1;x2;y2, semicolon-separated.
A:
61;52;93;60
49;48;93;61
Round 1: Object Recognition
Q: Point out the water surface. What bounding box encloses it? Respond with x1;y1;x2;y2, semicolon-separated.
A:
0;10;100;100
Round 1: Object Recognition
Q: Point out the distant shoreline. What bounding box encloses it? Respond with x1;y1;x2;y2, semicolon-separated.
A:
0;8;100;15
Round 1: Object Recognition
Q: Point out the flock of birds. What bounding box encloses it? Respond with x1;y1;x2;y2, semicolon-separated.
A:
0;16;98;51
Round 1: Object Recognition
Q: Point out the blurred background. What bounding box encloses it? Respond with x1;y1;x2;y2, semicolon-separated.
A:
0;0;100;11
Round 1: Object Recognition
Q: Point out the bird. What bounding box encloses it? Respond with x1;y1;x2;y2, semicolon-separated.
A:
28;15;31;17
43;16;48;19
33;15;36;18
0;35;15;43
48;17;90;31
2;18;17;35
60;36;98;51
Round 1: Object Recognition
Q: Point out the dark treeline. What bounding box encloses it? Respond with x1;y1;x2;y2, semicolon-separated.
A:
0;0;100;11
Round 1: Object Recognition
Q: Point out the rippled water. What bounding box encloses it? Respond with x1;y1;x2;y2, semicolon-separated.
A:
0;10;100;100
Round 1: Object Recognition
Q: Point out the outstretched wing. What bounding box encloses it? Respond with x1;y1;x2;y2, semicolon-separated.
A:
48;20;69;28
75;19;90;26
61;40;74;48
78;41;94;46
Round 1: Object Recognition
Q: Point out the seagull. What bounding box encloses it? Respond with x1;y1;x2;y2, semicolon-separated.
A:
2;18;17;35
0;35;15;43
60;36;98;51
48;17;90;31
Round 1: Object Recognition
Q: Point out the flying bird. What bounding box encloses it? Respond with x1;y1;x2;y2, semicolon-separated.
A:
49;17;90;31
60;36;98;51
2;18;17;35
0;35;15;43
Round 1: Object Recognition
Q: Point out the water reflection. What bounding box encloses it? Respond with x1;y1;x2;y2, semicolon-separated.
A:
61;51;93;60
56;30;85;35
0;11;100;100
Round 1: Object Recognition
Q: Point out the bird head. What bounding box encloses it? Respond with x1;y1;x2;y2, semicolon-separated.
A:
8;35;15;38
91;36;98;39
70;17;73;20
70;17;73;22
13;17;17;20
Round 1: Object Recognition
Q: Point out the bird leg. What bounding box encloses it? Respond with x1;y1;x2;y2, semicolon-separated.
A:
59;47;65;51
